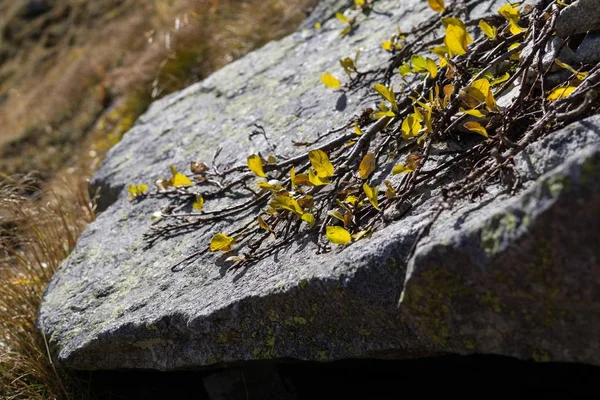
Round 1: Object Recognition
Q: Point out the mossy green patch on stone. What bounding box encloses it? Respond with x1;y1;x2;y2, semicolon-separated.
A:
402;266;470;346
293;316;307;325
532;348;551;362
480;212;520;256
299;279;308;290
463;339;476;350
480;291;502;313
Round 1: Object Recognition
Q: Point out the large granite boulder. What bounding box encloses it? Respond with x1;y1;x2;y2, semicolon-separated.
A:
38;0;600;371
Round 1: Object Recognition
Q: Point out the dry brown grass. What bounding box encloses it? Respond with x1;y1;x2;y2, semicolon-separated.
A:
0;0;318;182
0;175;95;399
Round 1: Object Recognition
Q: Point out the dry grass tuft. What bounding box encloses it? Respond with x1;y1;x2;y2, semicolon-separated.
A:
0;175;95;399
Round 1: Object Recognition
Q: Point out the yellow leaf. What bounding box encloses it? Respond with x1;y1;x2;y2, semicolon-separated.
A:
399;62;412;76
428;0;445;13
463;121;489;138
128;183;148;200
257;180;284;191
498;4;524;35
326;226;352;245
362;183;380;210
373;83;398;110
340;57;355;76
498;4;520;18
401;113;423;138
392;164;414;175
491;72;510;86
472;78;491;97
314;22;322;29
444;21;470;56
382;41;393;51
425;58;438;79
270;195;304;216
192;195;204;210
555;59;588;81
297;195;314;209
507;43;521;60
354;0;365;6
247;154;266;177
547;86;577;101
507;19;525;35
352;228;372;241
345;195;359;205
301;213;315;227
340;25;353;37
258;215;273;232
328;209;345;222
374;110;396;119
267;155;277;164
354;122;364;135
486;89;499;111
210;233;235;252
460;108;486;118
336;12;349;24
292;167;318;189
383;180;397;199
461;87;485;108
321;73;341;89
137;183;149;194
430;45;449;56
405;153;422;170
308;168;330;186
358;153;376;179
308;149;335;178
411;55;428;72
290;167;296;187
479;20;497;39
443;83;455;97
171;172;193;187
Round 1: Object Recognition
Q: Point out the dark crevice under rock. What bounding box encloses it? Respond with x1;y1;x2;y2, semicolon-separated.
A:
81;355;600;399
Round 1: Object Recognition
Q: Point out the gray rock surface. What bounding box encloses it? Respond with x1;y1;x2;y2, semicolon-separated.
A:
555;0;600;38
574;33;600;65
38;0;600;371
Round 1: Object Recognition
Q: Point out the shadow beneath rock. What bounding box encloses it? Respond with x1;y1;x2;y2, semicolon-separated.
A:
81;354;600;399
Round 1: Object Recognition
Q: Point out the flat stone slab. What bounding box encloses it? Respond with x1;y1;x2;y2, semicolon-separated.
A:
38;0;600;370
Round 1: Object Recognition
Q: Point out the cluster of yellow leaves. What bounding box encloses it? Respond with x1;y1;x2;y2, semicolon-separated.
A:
308;149;335;186
247;154;266;177
336;11;356;37
498;4;525;35
127;183;148;200
381;27;406;52
443;17;473;57
128;165;196;202
460;78;498;112
392;153;422;175
373;83;398;118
